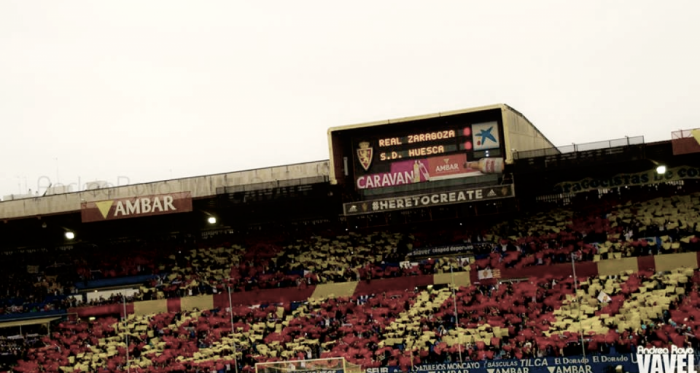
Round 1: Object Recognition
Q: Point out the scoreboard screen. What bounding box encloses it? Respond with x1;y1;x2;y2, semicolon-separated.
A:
329;106;507;193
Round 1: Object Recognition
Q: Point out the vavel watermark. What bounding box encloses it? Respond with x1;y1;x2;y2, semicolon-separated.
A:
637;346;698;373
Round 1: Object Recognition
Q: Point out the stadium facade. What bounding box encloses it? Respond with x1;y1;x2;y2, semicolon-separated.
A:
2;105;700;373
0;104;695;250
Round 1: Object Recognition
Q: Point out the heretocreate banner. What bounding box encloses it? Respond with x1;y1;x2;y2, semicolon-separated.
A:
344;184;514;215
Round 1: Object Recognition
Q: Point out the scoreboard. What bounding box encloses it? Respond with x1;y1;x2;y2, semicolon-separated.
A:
327;104;556;215
373;128;461;161
329;106;507;194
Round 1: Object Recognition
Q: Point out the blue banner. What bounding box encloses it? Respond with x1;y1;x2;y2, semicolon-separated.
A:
74;273;161;290
0;309;67;322
370;353;639;373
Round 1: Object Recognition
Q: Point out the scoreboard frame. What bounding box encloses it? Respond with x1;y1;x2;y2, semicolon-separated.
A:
327;104;558;215
327;104;510;191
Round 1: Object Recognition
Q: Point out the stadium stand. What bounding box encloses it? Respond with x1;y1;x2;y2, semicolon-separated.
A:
6;266;700;372
0;185;697;372
3;186;698;318
2;112;700;372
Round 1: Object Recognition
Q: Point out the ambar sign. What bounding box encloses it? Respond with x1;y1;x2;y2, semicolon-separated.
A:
81;192;193;223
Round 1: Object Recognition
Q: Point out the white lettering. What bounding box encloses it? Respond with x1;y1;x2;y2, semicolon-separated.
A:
356;171;415;189
151;197;163;212
650;355;663;373
126;200;140;215
114;201;126;216
141;198;152;214
662;355;677;373
163;196;175;211
435;164;459;173
549;366;593;373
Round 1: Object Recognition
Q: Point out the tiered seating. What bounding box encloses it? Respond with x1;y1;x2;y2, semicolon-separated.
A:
143;244;248;298
16;270;700;372
16;309;247;373
13;290;418;372
292;290;418;367
0;249;77;315
271;232;414;284
377;269;699;368
5;188;700;373
10;263;700;373
4;190;700;319
474;192;700;271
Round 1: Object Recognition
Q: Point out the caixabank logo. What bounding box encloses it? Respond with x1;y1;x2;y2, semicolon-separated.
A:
637;346;698;373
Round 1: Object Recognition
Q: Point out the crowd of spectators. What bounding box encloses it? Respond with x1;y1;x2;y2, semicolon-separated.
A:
1;184;699;373
2;185;700;320
0;333;43;372
7;265;700;373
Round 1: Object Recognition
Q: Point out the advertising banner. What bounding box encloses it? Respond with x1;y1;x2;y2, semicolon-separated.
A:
81;192;193;223
427;153;471;180
391;159;430;175
357;156;504;190
406;242;495;258
406;244;475;258
477;268;501;280
357;159;430;190
344;184;514;215
371;353;639;373
553;166;700;194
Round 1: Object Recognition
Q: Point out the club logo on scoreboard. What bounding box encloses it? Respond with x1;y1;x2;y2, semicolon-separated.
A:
472;122;500;151
357;141;374;171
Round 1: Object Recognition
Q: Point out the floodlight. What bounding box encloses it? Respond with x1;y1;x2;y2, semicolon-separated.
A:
656;165;667;174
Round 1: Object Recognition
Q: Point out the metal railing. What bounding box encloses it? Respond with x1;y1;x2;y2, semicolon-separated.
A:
513;136;645;160
672;129;699;139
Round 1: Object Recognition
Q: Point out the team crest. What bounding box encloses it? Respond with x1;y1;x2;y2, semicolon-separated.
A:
357;142;373;171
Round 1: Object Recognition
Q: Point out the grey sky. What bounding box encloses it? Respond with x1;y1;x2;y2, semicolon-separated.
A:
1;1;698;197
